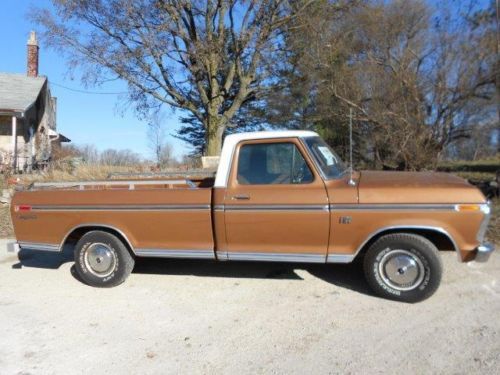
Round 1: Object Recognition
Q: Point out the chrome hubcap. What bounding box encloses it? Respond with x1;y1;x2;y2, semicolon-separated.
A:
379;249;425;291
84;243;116;277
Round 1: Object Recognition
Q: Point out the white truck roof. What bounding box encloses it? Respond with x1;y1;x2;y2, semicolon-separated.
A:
214;130;319;188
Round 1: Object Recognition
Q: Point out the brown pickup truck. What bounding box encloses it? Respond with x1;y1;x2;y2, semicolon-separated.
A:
9;131;494;302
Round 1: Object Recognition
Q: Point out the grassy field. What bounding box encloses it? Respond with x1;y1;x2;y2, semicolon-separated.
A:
438;158;499;173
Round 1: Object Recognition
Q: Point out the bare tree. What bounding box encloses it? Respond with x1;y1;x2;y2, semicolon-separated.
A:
77;144;100;165
63;144;142;166
33;0;314;156
148;113;166;168
270;0;497;170
159;143;176;168
445;121;499;161
100;148;142;166
147;113;176;168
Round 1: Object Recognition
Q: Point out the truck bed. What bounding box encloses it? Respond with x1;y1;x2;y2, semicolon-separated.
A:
11;178;215;256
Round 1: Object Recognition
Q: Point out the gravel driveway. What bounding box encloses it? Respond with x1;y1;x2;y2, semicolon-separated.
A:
0;239;499;374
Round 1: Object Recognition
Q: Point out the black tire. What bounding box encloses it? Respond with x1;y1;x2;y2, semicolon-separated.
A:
74;231;134;288
363;233;442;303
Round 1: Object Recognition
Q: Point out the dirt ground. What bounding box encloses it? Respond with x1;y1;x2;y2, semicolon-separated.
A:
0;239;499;374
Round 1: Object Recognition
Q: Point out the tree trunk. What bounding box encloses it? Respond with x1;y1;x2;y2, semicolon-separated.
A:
205;115;225;156
206;133;222;156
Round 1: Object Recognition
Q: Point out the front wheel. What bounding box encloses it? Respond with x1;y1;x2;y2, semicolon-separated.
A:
74;231;135;287
363;233;443;303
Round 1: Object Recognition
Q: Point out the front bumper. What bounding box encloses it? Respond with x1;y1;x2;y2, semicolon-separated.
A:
475;243;495;263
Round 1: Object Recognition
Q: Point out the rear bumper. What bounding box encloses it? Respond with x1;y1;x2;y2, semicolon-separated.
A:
475;243;495;263
6;242;20;253
7;241;60;252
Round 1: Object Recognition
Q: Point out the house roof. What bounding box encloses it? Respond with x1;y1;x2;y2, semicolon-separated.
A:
0;73;47;115
48;128;71;143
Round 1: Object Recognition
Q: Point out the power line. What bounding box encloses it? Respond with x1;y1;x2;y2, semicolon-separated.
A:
49;80;127;95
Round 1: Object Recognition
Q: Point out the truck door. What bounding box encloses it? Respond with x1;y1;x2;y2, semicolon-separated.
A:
222;138;330;262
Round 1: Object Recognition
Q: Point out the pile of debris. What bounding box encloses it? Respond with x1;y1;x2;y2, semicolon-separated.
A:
1;189;12;205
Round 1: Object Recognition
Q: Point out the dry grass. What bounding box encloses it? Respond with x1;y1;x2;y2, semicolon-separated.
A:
20;164;147;185
0;206;13;238
1;174;13;238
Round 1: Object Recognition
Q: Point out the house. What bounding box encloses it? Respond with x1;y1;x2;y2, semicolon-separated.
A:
0;31;69;172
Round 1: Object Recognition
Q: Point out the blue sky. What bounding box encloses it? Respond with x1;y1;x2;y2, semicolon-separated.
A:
0;0;191;159
0;0;492;160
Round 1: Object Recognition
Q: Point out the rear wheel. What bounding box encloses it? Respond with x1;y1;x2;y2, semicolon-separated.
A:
74;231;134;287
363;233;442;303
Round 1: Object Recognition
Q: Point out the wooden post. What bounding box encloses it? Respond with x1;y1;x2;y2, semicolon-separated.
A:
29;126;35;172
11;116;17;170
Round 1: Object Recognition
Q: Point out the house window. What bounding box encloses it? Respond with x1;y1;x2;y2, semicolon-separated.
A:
0;116;11;135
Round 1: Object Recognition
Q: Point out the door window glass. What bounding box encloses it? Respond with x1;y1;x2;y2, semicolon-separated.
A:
237;143;313;185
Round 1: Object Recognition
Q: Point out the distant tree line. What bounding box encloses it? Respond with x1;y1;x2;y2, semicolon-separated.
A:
57;144;143;166
35;0;497;169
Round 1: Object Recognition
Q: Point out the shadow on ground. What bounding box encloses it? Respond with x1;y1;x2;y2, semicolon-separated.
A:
12;247;74;270
10;248;373;296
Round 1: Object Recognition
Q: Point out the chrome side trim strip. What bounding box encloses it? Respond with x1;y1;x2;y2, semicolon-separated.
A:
134;249;215;259
330;204;457;211
18;242;60;252
226;252;326;263
215;251;229;260
213;205;225;212
225;204;329;212
326;254;355;263
31;204;211;212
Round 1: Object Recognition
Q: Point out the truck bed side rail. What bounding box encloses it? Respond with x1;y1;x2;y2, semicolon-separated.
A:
107;170;216;179
27;179;197;191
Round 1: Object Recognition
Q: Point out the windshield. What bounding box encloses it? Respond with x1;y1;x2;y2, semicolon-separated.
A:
303;137;348;179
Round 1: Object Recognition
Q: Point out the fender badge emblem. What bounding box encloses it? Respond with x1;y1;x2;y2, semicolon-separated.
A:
339;216;352;224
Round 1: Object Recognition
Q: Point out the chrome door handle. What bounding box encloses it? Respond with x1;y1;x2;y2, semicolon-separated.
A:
232;194;250;200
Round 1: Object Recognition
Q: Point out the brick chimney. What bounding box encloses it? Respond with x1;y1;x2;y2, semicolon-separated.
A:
27;31;39;77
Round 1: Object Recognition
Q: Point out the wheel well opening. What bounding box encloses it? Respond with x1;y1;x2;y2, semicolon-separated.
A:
63;226;133;253
358;228;456;257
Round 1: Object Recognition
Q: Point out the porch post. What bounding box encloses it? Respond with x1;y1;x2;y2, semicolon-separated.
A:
11;116;17;169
